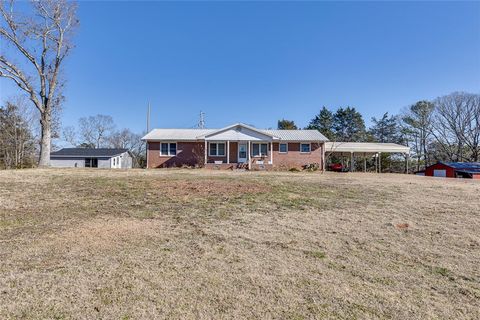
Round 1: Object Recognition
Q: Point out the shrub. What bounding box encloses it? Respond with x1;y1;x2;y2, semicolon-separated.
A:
432;266;451;277
304;163;320;172
306;250;326;259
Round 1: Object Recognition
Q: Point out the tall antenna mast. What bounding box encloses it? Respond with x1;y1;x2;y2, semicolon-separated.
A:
146;102;151;132
198;111;205;129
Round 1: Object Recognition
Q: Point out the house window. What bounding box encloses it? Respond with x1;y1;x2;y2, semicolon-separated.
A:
160;142;177;156
279;143;288;153
300;143;311;153
169;143;177;156
252;143;268;157
209;142;225;156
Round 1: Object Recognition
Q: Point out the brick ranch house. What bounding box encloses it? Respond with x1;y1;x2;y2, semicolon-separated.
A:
142;123;328;170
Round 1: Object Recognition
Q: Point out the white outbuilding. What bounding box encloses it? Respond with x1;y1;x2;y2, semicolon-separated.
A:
50;148;132;169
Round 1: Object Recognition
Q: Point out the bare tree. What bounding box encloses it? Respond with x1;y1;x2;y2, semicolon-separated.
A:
0;97;37;168
61;125;77;147
78;114;115;148
109;128;145;167
0;0;78;166
432;92;480;162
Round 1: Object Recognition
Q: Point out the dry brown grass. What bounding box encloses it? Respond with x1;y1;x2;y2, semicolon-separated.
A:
0;168;479;319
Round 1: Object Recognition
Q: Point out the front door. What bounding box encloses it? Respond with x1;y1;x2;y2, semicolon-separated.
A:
238;143;247;163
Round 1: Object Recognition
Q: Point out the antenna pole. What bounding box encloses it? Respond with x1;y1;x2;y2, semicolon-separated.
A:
198;111;205;129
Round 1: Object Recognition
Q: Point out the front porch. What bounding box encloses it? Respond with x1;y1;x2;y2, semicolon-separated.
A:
203;140;274;170
198;123;279;170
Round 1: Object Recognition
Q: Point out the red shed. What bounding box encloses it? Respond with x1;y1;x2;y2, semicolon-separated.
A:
424;162;480;179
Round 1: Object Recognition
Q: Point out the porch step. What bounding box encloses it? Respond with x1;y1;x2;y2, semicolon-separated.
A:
236;163;248;170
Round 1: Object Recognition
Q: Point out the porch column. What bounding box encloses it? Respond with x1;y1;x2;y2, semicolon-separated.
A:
204;141;207;165
227;140;230;164
270;142;273;164
248;140;251;170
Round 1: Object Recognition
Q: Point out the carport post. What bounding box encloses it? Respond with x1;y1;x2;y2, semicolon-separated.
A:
375;153;378;173
405;153;409;174
363;153;367;173
378;152;382;173
350;152;354;172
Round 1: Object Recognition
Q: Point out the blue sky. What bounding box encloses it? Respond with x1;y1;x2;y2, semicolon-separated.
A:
1;1;479;133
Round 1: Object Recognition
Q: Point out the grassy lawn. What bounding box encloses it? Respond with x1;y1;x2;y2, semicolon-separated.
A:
0;169;479;319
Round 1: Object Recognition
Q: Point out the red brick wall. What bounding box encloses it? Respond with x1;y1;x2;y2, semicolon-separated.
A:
207;142;238;164
271;142;323;169
147;141;324;169
147;142;204;168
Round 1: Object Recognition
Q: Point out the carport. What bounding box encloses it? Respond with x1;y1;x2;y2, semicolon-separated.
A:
325;142;410;173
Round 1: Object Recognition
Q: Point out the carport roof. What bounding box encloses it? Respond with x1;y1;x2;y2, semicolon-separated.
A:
325;142;410;154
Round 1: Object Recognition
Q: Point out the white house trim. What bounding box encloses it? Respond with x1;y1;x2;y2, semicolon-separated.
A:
159;142;177;157
198;123;279;140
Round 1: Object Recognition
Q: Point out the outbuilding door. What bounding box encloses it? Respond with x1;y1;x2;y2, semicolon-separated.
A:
433;169;447;177
85;158;98;168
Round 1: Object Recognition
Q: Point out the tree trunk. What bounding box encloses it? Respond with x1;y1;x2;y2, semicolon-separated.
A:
38;112;51;167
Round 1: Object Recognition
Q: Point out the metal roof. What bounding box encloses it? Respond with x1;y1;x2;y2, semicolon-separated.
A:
142;129;213;141
50;148;128;158
263;130;328;141
325;142;410;153
142;123;328;141
440;162;480;174
441;162;480;169
456;169;480;174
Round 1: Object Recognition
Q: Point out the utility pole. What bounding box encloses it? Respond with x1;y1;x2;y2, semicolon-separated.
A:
146;102;151;132
145;102;151;170
198;111;205;129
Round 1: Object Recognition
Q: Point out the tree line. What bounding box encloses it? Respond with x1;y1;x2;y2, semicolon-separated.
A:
0;100;146;169
278;91;480;171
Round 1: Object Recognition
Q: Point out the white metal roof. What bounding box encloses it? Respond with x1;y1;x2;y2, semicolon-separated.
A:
142;129;214;141
263;130;328;141
142;123;329;141
325;142;410;154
